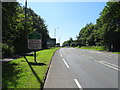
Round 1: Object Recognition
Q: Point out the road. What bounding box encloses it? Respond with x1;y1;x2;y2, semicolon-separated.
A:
44;48;119;89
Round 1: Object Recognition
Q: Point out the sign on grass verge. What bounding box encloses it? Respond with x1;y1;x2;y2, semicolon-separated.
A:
28;31;42;63
28;31;42;50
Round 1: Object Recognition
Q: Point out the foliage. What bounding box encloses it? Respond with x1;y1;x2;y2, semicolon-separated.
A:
2;2;50;57
98;2;120;51
62;37;73;47
77;23;96;46
80;46;105;51
63;1;120;52
2;43;14;58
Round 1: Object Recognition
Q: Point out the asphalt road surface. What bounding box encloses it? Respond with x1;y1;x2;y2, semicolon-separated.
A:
44;48;119;89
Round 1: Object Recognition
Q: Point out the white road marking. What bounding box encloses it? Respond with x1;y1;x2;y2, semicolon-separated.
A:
59;51;63;57
74;79;83;89
94;60;120;71
82;55;86;57
87;56;93;59
81;55;93;59
100;61;120;68
91;51;101;54
59;51;61;54
60;54;63;57
63;58;69;68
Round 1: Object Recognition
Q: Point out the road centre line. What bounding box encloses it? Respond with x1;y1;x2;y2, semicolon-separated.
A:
59;51;61;54
59;51;63;57
94;60;120;71
59;51;69;68
74;79;83;89
60;54;63;57
63;58;69;68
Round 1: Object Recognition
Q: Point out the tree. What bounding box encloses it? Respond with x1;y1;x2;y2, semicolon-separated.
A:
2;2;19;57
77;23;96;46
97;1;120;51
2;2;50;58
76;1;120;52
62;38;74;47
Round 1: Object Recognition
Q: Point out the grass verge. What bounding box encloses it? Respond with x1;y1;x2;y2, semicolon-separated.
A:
79;46;105;51
2;48;59;88
112;52;120;54
78;46;120;54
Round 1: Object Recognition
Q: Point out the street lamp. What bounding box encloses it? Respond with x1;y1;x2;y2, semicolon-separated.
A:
54;27;59;38
54;29;56;38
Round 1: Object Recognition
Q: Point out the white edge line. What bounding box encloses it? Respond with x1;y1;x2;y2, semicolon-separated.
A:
63;58;69;68
74;79;82;89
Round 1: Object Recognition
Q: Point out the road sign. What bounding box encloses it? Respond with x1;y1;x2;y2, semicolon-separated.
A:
47;38;56;48
28;31;42;50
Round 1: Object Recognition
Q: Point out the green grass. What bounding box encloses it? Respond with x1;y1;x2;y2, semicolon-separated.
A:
79;46;105;51
112;52;120;54
78;46;120;54
2;48;59;88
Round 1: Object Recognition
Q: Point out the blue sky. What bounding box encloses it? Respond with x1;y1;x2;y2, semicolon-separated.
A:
19;2;107;45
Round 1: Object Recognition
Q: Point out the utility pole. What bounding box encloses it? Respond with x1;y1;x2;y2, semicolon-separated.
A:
25;0;27;37
24;0;27;57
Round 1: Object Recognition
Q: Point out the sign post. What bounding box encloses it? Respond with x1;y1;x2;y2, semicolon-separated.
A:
28;31;42;63
34;51;36;63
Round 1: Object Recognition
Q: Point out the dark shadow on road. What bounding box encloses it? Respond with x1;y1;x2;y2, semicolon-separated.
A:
24;56;43;90
29;62;46;66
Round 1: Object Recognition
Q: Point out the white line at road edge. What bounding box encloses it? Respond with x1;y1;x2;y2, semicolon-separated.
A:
74;79;83;89
63;58;69;68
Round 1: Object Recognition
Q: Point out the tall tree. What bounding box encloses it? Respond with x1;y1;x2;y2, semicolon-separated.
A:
98;1;120;51
2;2;19;57
2;2;50;58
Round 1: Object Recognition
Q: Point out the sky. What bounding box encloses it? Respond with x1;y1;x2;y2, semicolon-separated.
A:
19;1;108;45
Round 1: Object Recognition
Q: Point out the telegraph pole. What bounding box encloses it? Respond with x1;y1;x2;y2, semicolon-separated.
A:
24;0;27;57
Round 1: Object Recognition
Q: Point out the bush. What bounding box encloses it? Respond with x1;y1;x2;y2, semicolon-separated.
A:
2;43;14;58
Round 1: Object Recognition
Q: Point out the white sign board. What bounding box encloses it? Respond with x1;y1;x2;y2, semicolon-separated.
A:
28;39;41;50
28;31;42;50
